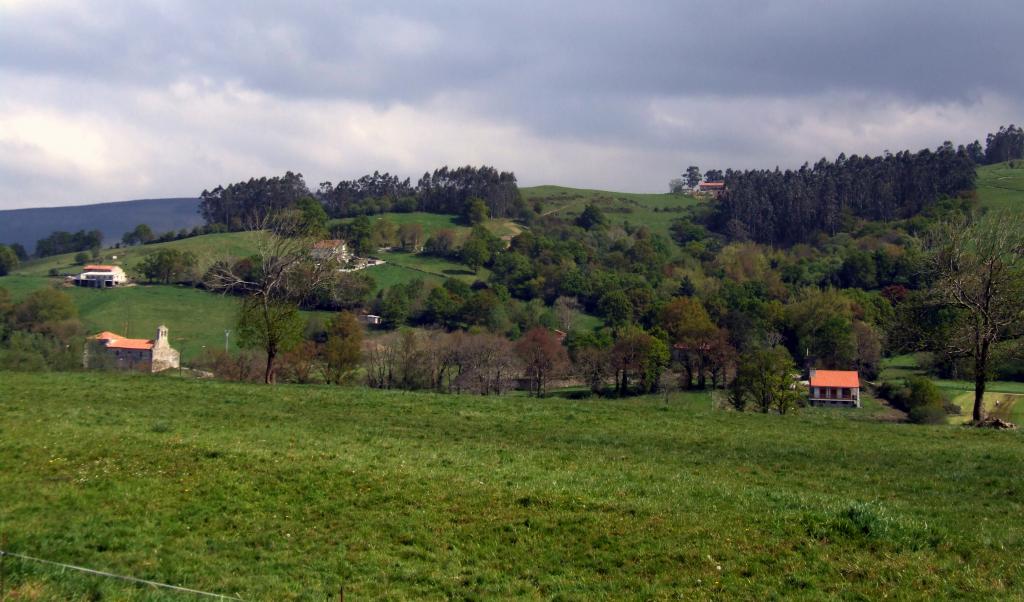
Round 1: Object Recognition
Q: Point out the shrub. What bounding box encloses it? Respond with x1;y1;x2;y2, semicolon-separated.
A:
880;377;948;423
909;403;948;425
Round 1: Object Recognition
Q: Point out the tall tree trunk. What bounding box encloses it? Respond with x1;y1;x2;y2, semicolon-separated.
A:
265;348;277;384
973;338;990;422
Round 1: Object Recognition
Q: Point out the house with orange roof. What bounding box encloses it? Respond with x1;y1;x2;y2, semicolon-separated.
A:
86;325;180;372
808;369;860;408
74;264;127;288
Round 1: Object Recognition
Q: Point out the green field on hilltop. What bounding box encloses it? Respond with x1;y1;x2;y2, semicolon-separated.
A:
13;232;261;279
521;185;697;242
976;160;1024;211
2;372;1023;599
329;212;462;241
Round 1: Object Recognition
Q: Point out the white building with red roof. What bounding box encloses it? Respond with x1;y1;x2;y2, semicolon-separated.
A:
74;265;127;288
87;325;180;372
808;369;861;408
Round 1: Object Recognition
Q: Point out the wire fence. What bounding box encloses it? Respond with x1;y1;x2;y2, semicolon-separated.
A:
0;547;247;600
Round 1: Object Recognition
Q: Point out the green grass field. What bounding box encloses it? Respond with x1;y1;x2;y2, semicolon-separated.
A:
1;372;1022;599
0;275;242;359
13;232;261;279
521;185;697;242
361;262;444;293
880;354;1024;423
329;212;462;241
976;160;1024;211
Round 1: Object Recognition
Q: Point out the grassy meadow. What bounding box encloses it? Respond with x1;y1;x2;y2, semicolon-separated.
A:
521;185;697;242
0;275;242;359
1;372;1023;599
976;160;1024;211
13;232;262;279
880;354;1024;424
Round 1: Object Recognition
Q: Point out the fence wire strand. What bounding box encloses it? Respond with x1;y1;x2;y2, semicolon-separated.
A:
0;549;245;600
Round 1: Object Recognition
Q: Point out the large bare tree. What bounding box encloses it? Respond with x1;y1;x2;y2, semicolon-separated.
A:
206;212;337;383
928;211;1024;422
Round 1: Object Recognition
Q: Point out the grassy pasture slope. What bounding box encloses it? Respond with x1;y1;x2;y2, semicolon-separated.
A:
13;232;262;278
521;185;697;242
976;160;1024;211
1;372;1023;599
0;275;241;359
880;354;1024;423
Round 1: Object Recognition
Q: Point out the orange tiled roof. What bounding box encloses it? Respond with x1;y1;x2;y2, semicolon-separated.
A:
312;240;346;249
105;338;154;350
83;265;117;271
92;330;153;350
810;370;859;388
699;182;725;189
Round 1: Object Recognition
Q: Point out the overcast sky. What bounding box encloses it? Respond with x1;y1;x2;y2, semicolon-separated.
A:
1;0;1022;208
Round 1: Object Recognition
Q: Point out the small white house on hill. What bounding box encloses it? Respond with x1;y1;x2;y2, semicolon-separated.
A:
74;265;127;288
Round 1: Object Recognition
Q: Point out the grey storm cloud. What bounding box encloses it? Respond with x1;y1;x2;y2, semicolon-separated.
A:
0;0;1022;207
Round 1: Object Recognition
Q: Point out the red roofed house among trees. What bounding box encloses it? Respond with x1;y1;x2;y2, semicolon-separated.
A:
808;369;861;408
86;325;180;372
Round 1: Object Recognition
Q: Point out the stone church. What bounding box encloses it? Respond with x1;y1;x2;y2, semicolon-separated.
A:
86;325;181;372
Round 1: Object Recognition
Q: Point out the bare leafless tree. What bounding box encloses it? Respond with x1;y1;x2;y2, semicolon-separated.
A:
205;211;339;383
928;211;1024;422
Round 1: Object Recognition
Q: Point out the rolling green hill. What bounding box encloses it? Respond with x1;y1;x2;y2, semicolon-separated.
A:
521;185;697;241
976;160;1024;211
13;232;262;278
2;372;1023;599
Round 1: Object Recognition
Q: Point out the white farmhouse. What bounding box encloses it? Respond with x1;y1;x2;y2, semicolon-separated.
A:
74;265;128;288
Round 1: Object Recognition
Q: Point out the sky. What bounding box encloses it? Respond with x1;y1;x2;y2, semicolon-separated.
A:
1;0;1022;209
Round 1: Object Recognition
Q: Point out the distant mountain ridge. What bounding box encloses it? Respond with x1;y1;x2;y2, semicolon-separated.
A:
0;197;203;253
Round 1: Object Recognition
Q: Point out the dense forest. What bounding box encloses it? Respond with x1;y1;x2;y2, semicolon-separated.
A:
704;125;1024;246
34;229;104;258
707;144;976;245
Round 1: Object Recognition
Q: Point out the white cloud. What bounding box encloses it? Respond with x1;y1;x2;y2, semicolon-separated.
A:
0;71;1020;208
1;1;1023;207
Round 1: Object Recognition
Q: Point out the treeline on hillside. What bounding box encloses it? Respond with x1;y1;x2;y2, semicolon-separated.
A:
708;144;977;245
199;165;523;230
703;124;1024;246
35;229;103;258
